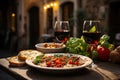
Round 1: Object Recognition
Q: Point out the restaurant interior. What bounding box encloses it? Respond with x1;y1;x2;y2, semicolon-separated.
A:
0;0;120;52
0;0;120;80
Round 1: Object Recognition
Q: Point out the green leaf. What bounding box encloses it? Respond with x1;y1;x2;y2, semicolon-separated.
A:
101;41;110;48
66;37;89;56
33;55;44;64
100;34;110;41
92;50;98;59
89;26;96;32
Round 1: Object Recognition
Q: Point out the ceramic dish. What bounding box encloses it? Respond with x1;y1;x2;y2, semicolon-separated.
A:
26;53;93;72
35;43;66;53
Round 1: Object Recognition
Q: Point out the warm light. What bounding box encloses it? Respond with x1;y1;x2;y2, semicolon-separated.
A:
11;13;15;32
46;4;50;8
44;6;47;10
43;2;57;10
50;3;54;6
12;13;15;17
54;3;57;6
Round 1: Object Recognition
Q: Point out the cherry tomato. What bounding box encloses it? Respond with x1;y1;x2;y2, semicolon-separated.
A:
68;60;74;64
46;61;52;67
55;59;61;64
97;45;110;61
74;61;79;65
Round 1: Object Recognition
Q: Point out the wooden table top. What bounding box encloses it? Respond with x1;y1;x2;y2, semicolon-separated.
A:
0;58;120;80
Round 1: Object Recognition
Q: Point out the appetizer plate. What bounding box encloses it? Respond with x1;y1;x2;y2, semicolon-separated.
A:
26;53;93;72
35;43;66;53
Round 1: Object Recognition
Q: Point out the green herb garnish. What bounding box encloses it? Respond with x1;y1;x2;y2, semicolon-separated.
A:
33;54;44;64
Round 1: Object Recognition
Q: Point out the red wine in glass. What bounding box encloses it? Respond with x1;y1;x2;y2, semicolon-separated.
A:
82;20;101;59
54;21;70;43
82;20;101;44
82;32;101;44
55;30;70;43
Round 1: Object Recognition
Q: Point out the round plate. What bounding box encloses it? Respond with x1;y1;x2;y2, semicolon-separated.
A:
26;53;93;72
35;43;66;53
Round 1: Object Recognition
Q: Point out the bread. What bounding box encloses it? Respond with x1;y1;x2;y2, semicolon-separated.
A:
18;50;43;61
110;47;120;63
116;46;120;53
8;56;25;67
8;50;43;67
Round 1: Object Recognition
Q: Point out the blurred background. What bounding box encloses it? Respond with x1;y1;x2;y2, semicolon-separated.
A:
0;0;120;79
0;0;120;55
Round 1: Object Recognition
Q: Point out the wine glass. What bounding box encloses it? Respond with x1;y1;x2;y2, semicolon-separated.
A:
82;20;101;59
54;21;70;43
82;20;101;44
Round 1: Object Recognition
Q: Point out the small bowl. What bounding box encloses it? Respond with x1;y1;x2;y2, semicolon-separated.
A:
35;43;66;53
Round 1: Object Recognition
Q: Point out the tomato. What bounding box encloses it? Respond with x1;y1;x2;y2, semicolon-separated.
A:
68;60;74;64
92;40;99;45
46;61;52;67
55;59;61;64
97;45;110;61
61;62;66;65
74;61;79;65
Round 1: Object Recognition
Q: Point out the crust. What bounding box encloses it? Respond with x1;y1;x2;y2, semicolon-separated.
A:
18;50;43;61
8;56;25;67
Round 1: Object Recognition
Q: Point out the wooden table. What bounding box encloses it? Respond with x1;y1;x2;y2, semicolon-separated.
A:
0;58;120;80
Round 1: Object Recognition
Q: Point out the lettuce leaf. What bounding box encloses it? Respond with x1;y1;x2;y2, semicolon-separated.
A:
66;36;89;56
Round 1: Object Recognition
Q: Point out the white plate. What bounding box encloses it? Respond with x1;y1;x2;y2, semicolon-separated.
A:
35;43;66;53
26;53;93;71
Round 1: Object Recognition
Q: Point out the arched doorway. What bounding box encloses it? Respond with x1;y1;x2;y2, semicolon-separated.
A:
60;2;74;36
28;6;39;49
109;1;120;46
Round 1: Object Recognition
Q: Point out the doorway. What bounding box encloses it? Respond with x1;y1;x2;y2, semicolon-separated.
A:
28;6;39;49
60;2;74;36
46;7;53;33
0;0;17;50
109;1;120;46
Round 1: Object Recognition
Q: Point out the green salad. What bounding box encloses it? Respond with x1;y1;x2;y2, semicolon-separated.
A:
66;35;114;61
66;36;89;56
